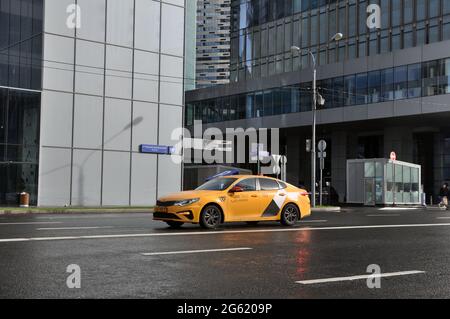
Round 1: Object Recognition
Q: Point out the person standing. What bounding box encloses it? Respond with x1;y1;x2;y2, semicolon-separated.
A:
439;183;450;210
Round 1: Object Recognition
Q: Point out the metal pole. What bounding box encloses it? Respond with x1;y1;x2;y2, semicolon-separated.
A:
257;140;260;175
319;162;323;206
393;162;396;207
311;61;317;208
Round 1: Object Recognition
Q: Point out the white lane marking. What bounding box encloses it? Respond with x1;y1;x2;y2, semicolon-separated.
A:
367;214;401;217
36;226;113;231
436;217;450;219
34;215;151;220
298;220;328;223
1;223;450;243
141;247;252;256
296;270;425;285
378;207;419;211
0;222;63;226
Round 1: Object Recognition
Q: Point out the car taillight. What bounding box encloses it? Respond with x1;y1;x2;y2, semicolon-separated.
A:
300;191;310;196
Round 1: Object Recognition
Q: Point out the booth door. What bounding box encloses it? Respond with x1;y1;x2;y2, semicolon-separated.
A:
364;178;376;206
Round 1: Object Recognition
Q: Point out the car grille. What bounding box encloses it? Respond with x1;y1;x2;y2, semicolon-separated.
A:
156;200;176;207
153;212;180;220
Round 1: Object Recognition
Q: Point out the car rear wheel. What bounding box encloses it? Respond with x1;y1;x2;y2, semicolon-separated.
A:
200;205;222;229
280;204;299;226
166;221;184;229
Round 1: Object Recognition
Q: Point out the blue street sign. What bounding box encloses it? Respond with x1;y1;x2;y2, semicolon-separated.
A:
168;146;176;155
139;144;174;155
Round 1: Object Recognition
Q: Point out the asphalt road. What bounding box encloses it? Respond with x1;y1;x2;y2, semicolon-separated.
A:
1;207;450;299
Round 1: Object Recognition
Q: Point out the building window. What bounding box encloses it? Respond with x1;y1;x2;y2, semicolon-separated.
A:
0;88;40;206
246;93;255;118
344;75;356;106
368;70;381;104
273;88;283;115
422;60;440;97
300;82;312;111
255;91;263;117
333;77;344;108
185;104;194;126
381;68;394;101
356;73;368;105
394;66;408;100
263;90;273;116
439;58;450;94
407;63;422;98
404;0;414;24
0;0;43;90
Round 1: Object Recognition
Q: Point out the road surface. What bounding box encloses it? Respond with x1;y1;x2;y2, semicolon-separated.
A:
1;207;449;298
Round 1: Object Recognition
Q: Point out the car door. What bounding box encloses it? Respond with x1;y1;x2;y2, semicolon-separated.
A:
226;178;260;221
258;178;286;219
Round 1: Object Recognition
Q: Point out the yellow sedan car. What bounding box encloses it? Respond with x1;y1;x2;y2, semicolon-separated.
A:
153;175;311;229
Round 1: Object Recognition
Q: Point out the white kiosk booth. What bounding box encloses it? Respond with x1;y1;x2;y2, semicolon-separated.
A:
347;159;421;206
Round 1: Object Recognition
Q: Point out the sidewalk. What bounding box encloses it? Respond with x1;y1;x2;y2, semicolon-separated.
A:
0;207;153;215
311;206;341;213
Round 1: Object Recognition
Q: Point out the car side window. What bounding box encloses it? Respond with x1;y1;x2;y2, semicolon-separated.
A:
235;178;257;192
259;178;281;191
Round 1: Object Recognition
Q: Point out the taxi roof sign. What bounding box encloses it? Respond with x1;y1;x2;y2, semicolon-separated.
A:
206;169;240;181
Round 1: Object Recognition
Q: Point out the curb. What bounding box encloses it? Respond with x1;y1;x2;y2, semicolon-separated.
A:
0;209;153;215
311;207;341;213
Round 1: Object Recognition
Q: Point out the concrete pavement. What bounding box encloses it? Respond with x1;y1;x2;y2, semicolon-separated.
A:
1;208;450;298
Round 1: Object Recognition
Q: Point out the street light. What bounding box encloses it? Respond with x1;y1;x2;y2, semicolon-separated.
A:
291;32;343;207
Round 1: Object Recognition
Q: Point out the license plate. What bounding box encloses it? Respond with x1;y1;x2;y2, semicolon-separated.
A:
154;206;168;213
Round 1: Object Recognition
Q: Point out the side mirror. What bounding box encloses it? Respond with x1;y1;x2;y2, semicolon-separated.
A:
229;186;244;193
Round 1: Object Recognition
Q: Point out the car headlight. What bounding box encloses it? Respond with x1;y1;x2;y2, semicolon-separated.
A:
173;198;200;206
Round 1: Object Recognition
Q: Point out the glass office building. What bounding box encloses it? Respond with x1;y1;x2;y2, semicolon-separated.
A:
196;0;231;88
186;0;450;203
229;0;450;81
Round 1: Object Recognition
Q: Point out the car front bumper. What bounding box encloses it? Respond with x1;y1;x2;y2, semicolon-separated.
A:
153;205;201;223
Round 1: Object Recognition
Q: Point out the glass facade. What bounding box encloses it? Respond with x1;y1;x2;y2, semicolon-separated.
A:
0;0;43;90
0;88;41;205
0;0;43;206
230;0;450;82
186;56;450;125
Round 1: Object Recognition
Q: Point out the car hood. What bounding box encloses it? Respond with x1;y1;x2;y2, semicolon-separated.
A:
157;190;223;202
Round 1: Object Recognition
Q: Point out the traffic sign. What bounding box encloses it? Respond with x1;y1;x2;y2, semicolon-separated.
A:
390;151;397;161
139;144;175;155
318;152;327;158
318;140;327;152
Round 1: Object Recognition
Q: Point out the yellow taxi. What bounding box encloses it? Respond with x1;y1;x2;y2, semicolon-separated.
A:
153;175;311;229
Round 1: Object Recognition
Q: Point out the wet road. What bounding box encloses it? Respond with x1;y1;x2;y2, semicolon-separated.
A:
1;207;450;298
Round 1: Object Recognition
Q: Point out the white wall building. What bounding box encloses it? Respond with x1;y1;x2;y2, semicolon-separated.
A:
37;0;185;206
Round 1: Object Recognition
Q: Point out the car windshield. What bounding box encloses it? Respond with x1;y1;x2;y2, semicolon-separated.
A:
196;178;237;191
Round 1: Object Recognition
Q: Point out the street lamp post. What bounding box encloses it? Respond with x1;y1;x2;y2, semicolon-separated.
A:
291;32;343;207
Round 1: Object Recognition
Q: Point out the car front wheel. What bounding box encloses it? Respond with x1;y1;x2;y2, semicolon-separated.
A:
200;205;222;229
280;204;299;226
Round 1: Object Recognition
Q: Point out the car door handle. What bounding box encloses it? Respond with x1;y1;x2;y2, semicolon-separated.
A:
251;195;258;198
279;193;286;196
